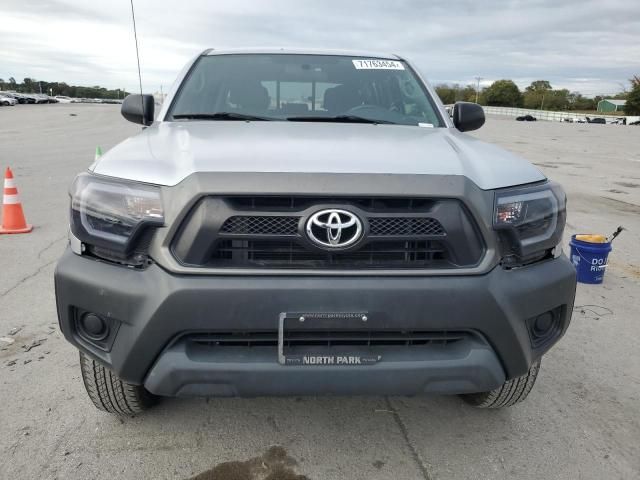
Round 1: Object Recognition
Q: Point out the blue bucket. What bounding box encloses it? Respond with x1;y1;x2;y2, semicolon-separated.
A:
569;235;612;284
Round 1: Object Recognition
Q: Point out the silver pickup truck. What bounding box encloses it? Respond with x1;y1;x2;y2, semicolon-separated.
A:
55;48;576;414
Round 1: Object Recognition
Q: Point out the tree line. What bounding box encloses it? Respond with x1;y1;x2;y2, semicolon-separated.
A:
3;74;639;115
435;77;640;115
0;77;129;100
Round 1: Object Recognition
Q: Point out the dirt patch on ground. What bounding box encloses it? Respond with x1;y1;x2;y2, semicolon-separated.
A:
609;260;640;281
188;446;307;480
569;192;640;215
599;196;640;214
606;189;628;194
615;181;640;189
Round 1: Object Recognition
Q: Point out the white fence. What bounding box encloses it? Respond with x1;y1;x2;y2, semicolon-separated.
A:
481;105;638;123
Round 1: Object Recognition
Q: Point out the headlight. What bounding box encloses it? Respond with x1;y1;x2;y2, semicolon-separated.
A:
70;174;164;253
494;182;566;263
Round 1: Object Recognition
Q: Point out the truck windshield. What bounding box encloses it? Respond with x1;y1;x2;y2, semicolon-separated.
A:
168;54;444;126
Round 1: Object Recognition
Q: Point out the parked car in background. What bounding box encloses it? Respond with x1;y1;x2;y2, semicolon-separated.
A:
3;92;32;104
586;117;606;124
516;115;537;121
24;94;46;104
19;94;37;104
54;96;73;103
1;92;26;103
28;94;56;103
0;94;17;106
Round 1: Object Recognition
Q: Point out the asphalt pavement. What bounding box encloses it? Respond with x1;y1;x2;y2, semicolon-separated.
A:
0;104;638;479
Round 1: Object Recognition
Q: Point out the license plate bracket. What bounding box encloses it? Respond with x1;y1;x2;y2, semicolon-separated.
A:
277;312;381;366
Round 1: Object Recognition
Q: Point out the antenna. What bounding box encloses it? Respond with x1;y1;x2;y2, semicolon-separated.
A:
129;0;145;120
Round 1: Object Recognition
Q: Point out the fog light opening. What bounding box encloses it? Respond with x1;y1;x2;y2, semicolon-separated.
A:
533;312;554;337
79;312;109;341
526;307;564;350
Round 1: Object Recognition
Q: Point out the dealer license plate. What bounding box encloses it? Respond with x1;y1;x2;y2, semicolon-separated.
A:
277;312;382;366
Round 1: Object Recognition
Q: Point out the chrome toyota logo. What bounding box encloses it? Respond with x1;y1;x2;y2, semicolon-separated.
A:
305;209;363;249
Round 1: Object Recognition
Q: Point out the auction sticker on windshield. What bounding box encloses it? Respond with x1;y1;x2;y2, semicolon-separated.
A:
352;59;405;70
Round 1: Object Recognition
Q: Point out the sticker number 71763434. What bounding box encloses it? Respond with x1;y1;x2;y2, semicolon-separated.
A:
352;59;405;70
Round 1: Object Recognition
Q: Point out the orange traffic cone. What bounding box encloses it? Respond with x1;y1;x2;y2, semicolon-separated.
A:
0;167;33;234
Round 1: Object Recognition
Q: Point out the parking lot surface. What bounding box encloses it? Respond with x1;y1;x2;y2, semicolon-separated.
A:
0;104;639;479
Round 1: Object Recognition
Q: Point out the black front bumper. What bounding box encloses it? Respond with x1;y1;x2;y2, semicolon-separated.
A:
55;249;576;397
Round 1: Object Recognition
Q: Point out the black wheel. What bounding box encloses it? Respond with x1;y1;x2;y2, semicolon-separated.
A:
460;359;541;408
79;352;157;415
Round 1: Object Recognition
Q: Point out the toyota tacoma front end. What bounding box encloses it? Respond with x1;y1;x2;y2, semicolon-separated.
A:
55;49;576;414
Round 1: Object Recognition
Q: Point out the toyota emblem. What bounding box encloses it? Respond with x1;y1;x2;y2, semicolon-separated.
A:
305;209;364;249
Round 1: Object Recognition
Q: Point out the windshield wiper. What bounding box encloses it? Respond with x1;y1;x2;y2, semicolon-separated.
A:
286;115;395;124
172;112;275;121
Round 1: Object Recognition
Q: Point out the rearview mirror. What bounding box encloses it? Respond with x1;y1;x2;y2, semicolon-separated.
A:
452;102;485;132
121;94;155;126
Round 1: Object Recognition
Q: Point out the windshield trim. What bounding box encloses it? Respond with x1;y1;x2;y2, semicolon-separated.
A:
163;53;447;127
204;47;402;60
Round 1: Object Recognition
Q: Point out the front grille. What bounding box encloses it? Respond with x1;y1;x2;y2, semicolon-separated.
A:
369;217;445;236
220;215;445;237
171;196;485;270
226;196;436;211
220;216;300;235
187;330;469;348
210;239;449;269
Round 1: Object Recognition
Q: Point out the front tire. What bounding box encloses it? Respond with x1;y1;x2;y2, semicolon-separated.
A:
460;359;541;408
79;352;156;415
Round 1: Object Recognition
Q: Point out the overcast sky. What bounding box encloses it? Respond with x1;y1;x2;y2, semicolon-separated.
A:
2;0;639;97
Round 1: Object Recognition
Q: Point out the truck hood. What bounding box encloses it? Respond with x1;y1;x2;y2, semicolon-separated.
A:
92;121;545;189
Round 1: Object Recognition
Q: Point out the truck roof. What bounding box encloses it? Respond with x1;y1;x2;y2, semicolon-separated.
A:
203;47;401;60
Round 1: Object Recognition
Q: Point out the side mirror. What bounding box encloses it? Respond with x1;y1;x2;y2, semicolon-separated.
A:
452;102;485;132
121;94;155;125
